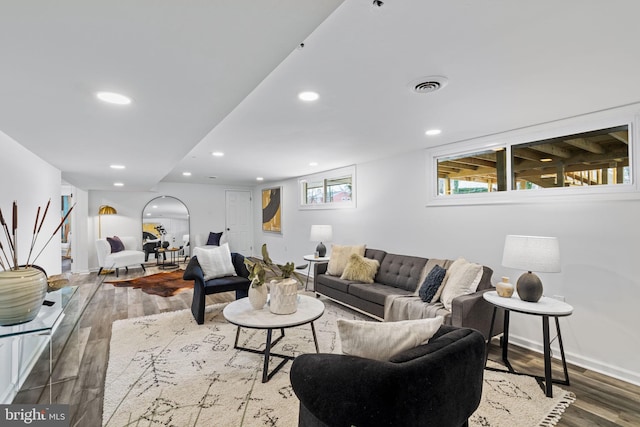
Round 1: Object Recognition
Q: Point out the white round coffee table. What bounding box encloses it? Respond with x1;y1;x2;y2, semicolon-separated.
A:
223;294;325;383
484;291;573;397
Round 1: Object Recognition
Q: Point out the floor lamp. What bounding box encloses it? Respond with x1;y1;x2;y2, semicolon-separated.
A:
98;205;117;238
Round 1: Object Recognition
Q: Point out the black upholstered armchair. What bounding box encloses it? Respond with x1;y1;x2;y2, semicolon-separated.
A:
143;239;169;262
183;253;251;324
290;325;485;427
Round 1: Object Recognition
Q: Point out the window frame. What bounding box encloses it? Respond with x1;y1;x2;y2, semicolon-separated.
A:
298;165;356;210
426;107;639;206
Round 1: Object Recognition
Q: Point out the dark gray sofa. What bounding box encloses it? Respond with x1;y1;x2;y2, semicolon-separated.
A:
314;248;503;339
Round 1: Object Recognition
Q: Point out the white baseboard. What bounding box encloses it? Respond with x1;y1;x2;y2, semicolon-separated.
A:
507;334;640;387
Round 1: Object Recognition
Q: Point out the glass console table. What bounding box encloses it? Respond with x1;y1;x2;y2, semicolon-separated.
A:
0;286;79;404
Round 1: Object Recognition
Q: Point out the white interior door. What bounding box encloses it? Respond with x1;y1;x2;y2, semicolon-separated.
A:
225;190;252;255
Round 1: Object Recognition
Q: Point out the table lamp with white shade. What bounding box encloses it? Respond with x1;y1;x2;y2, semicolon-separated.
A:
310;225;332;257
501;235;560;302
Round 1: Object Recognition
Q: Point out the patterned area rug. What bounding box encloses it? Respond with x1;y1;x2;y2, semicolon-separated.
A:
103;300;574;427
107;270;192;297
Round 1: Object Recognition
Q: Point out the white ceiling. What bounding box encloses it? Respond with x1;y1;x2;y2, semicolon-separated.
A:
3;0;640;190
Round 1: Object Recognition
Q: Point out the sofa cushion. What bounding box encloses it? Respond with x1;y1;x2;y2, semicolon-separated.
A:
376;254;428;292
341;254;380;283
194;243;237;281
349;282;413;306
364;248;387;265
327;244;366;276
316;274;353;293
337;316;444;361
440;258;483;311
107;236;125;253
418;265;447;302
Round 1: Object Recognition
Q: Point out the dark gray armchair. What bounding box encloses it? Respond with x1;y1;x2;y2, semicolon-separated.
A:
290;325;485;427
183;253;251;324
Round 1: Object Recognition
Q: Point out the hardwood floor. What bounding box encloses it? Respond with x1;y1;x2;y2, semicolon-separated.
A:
13;267;640;427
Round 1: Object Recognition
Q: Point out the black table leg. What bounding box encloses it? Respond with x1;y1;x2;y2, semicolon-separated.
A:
485;307;497;365
262;328;273;383
234;326;241;348
501;310;514;373
311;322;319;353
543;315;553;397
556;316;570;386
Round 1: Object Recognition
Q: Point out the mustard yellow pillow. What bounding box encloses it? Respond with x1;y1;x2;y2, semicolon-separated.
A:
340;254;380;283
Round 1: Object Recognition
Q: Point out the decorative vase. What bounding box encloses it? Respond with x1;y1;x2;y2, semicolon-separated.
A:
248;282;268;310
0;267;48;326
496;276;514;298
269;278;298;315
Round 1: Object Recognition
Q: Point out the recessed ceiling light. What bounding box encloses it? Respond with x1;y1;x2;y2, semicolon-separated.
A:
540;158;553;162
256;177;264;181
182;172;192;176
425;129;442;136
96;92;132;105
298;91;319;101
309;162;318;167
211;151;224;157
110;164;125;169
113;182;124;187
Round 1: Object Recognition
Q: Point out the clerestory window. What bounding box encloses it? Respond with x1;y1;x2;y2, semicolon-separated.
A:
299;166;356;209
427;109;636;205
511;125;629;190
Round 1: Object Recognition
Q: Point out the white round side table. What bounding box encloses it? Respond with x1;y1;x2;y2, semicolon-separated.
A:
303;254;330;291
484;291;573;397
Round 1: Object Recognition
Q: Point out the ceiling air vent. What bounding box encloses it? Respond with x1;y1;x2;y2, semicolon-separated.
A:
409;76;449;94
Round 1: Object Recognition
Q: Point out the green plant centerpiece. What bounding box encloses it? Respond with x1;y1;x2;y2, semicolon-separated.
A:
244;244;303;313
244;244;302;287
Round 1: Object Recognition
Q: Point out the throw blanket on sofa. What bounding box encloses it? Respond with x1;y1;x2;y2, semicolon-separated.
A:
384;294;450;322
384;258;453;322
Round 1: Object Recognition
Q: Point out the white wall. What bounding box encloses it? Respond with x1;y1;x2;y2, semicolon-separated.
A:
87;182;253;270
0;130;62;403
0;130;61;275
252;149;640;386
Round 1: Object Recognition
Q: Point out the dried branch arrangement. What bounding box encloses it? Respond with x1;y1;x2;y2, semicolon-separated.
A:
0;200;75;271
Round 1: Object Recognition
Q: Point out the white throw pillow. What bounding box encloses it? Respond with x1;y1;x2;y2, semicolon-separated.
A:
327;244;366;276
338;316;444;361
194;243;237;280
439;258;483;311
